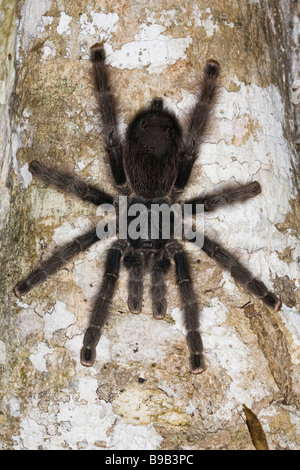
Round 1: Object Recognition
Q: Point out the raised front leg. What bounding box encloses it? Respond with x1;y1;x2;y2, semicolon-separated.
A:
14;228;99;297
29;160;114;206
182;181;261;213
174;59;220;191
168;242;204;374
80;241;126;366
90;44;127;188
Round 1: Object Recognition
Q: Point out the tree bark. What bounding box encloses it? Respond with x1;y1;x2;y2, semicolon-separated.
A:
0;0;299;450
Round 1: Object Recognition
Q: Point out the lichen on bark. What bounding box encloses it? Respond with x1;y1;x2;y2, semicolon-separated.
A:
0;0;299;451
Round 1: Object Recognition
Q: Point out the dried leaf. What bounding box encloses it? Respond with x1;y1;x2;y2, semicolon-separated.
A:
243;404;269;450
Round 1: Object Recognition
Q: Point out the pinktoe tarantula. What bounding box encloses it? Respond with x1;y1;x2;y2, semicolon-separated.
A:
14;44;281;373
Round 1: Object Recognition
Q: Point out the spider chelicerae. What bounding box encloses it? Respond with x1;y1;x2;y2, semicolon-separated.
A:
14;44;281;373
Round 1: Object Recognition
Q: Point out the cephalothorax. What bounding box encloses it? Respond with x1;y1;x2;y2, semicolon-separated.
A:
15;44;281;373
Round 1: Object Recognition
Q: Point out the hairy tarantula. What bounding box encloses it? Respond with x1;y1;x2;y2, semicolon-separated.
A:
14;44;281;373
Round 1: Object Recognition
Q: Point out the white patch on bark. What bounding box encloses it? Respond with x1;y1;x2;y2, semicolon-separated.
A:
29;342;54;372
43;300;76;341
19;0;52;53
0;340;6;364
19;162;32;188
12;376;163;449
191;6;234;36
79;10;119;37
9;397;22;418
42;40;56;59
105;24;192;71
56;12;72;36
110;314;183;366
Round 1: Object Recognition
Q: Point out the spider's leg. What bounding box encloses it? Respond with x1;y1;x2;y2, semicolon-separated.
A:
29;161;114;206
150;255;171;319
168;242;204;374
182;181;262;213
14;228;99;297
80;240;126;366
90;44;127;188
124;251;144;314
175;59;220;191
198;234;281;311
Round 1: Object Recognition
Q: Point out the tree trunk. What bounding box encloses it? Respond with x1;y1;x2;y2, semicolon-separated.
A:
0;0;299;450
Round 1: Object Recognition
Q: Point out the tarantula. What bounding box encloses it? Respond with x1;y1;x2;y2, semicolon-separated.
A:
14;44;281;373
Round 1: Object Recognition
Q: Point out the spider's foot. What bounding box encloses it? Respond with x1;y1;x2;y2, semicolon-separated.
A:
274;299;282;312
29;160;43;175
14;281;30;297
81;326;101;366
249;180;262;196
204;59;220;78
14;285;21;297
153;300;167;319
186;331;204;374
90;43;106;62
263;292;282;311
80;346;96;367
128;297;142;314
189;353;204;375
